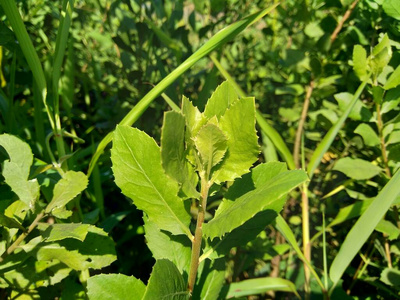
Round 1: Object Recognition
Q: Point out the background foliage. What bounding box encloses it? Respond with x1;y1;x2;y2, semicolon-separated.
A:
0;0;400;299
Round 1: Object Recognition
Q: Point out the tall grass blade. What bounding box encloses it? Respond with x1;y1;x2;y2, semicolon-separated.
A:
329;170;400;289
209;55;296;170
307;80;368;178
0;0;53;128
88;4;279;175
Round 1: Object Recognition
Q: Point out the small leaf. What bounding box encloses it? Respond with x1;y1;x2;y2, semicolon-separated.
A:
143;216;191;275
380;268;400;287
194;123;228;175
45;171;88;213
334;92;372;121
37;223;90;242
353;45;368;81
204;81;238;119
111;125;191;237
224;277;300;298
333;157;381;180
370;34;392;77
375;219;400;240
212;97;260;183
354;124;380;147
384;65;400;90
87;274;146;300
143;259;189;300
0;212;25;230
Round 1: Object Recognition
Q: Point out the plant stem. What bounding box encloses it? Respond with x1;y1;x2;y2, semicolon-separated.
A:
188;175;210;294
294;80;314;169
330;0;360;43
301;182;311;297
0;211;45;263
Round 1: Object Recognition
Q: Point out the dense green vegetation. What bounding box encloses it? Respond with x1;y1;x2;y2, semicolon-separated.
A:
0;0;400;299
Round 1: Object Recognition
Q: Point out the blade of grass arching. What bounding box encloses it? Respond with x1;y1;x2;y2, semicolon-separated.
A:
52;0;75;166
88;4;279;176
275;214;326;293
307;80;368;178
0;0;54;129
209;54;296;170
329;170;400;292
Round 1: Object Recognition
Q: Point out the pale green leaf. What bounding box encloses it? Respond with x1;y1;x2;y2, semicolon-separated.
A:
87;274;146;300
2;161;39;209
334;92;372;121
212;97;260;183
161;111;199;198
204;164;307;240
353;45;368;81
225;277;299;298
143;216;191;275
333;157;381;180
143;259;189;300
354;124;380;147
0;212;24;230
204;81;238;119
37;223;90;242
45;171;88;213
111;125;191;237
375;219;400;240
382;0;400;20
329;170;400;286
194;123;228;176
382;87;400;114
0;133;33;179
370;34;392;77
384;64;400;90
380;268;400;287
193;259;225;300
329;199;373;227
21;226;116;271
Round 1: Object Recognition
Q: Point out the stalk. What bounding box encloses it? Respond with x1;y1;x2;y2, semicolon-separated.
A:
188;175;210;294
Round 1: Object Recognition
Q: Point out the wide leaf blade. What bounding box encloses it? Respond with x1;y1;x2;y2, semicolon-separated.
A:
111;125;191;237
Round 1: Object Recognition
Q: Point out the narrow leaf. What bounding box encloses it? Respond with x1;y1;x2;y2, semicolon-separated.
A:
87;274;146;300
161;111;199;198
225;277;300;298
330;170;400;286
143;259;189;300
45;171;88;213
111;125;191;237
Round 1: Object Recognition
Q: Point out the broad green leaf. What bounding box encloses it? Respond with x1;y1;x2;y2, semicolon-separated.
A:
143;216;191;275
329;170;400;286
204;165;307;239
89;5;279;175
111;125;191;237
370;34;392;77
193;259;225;300
87;274;146;300
194;123;228;176
381;268;400;287
353;45;368;81
0;212;24;230
143;259;189;300
225;277;300;298
334;92;372;121
0;134;33;179
382;0;400;20
333;157;381;180
382;87;400;114
161;111;199;198
212;97;260;183
329;199;373;227
21;225;116;271
37;223;90;242
354;124;380;147
45;171;88;213
2;161;39;209
384;65;400;90
204;81;238;119
375;219;400;241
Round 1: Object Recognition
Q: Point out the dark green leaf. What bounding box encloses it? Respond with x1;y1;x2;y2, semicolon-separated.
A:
333;157;381;180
